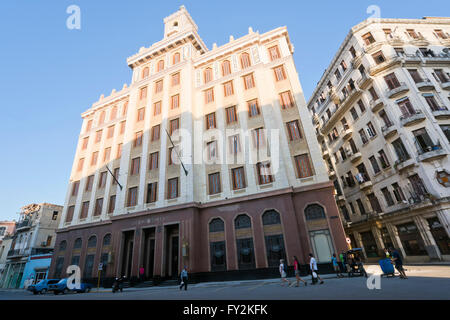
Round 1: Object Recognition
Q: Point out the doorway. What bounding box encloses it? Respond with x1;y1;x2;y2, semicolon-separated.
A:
164;225;179;278
120;230;135;278
142;228;156;279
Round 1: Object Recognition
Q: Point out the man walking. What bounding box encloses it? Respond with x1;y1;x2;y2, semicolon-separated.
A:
279;259;291;287
332;253;344;278
180;266;189;290
390;248;408;279
309;253;324;284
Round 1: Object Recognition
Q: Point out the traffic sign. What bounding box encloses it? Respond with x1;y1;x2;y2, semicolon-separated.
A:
98;263;103;271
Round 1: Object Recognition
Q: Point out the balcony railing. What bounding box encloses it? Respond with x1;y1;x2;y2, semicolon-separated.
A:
399;109;425;126
16;219;32;230
415;79;435;91
385;82;409;99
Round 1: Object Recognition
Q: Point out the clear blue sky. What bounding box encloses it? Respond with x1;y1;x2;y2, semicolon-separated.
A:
0;0;448;221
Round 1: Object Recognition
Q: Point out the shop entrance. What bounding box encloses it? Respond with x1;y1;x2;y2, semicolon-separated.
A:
164;224;179;278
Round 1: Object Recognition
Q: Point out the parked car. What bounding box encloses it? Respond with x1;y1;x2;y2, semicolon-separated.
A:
27;279;60;295
48;278;93;294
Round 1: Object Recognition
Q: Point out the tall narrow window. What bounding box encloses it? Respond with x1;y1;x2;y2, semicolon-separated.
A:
91;151;99;166
171;94;180;109
154;101;161;116
279;91;294;109
116;143;122;159
86;119;93;133
98;111;106;126
171;72;180;86
205;113;216;130
155;80;163;93
139;87;148;100
274;65;286;81
82;137;89;150
157;59;164;72
146;183;157;203
207;141;218;161
122;102;128;116
127;187;138;207
295;154;313;178
240;52;251;69
80;202;89;219
98;171;107;188
208;173;221;195
137;108;145;122
243;74;255;89
222;60;231;76
108;195;116;214
107;125;114;139
268;45;281;61
205;88;214;103
95;130;102;143
151;125;160;141
134;131;143;147
229;135;241;154
232;167;246;190
131;157;140;175
223;81;234;97
66;206;75;223
252;127;265;149
226;106;238;124
256;162;273;185
167;178;179;199
170;118;179;135
120;121;126;134
71;181;80;197
94;198;103;216
172;52;180;64
142;67;149;79
248;99;260;117
286;120;302;141
204;68;213;83
149;152;159;170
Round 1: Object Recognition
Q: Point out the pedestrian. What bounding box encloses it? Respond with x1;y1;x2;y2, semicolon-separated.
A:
340;250;348;273
292;256;307;287
332;253;344;278
279;259;291;287
383;248;391;259
390;248;408;279
139;266;145;282
180;266;189;290
309;253;324;285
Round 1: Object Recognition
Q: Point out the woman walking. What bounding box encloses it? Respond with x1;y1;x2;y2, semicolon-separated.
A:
332;253;344;278
292;256;307;287
279;259;291;287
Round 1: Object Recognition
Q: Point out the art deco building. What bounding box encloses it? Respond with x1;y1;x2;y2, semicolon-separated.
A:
49;6;346;283
307;17;450;262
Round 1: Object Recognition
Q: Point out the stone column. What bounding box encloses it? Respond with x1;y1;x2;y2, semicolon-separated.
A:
413;215;442;261
385;223;407;259
436;209;450;238
352;231;367;260
371;226;385;255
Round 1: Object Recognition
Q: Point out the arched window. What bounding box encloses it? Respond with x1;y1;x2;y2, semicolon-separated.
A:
142;67;149;79
222;60;231;76
235;214;251;229
204;67;213;83
73;238;82;249
157;59;164;72
103;234;111;246
262;210;281;225
209;218;224;233
88;236;97;248
305;204;326;220
240;53;251;69
59;240;67;251
173;52;180;65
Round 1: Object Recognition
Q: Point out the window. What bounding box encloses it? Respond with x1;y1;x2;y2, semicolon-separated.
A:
384;73;401;90
134;131;143;147
440;125;450;142
223;81;234;97
131;157;140;175
71;181;80;197
116;143;122;159
392;138;410;162
98;111;106;125
433;69;449;83
98;171;107;188
171;72;180;86
169;118;179;135
397;98;416;117
424;94;444;112
210;241;227;272
146;183;157;203
86;119;93;132
91;152;98;166
256;162;273;185
248;99;260;117
167;178;179;199
279;91;294;109
359;129;368;145
80;201;89;219
122;102;128;116
339;147;347;161
154;101;161;116
229;135;241;154
362;32;376;45
349;46;356;58
157;59;164;72
340;60;348;72
204;67;213;83
139;87;148;100
149;152;159;170
350;107;359;121
397;222;428;256
106;125;114;139
367;122;377;138
208;173;221;195
155;80;163;93
172;52;180;64
368;87;379;101
236;237;255;270
66;206;75;223
206;140;218;161
273;65;286;81
205;88;214;103
372;51;386;64
413;128;436;154
391;183;405;203
356;199;366;215
95;130;102;143
369;156;381;174
108;195;116;214
240;52;251;69
205;112;216;130
120;121;126;134
225;106;237;124
112;168;119;185
222;60;231;76
409;174;428;200
335;69;342;81
209;218;225;232
141;66;149;79
378;149;390;168
406;29;419;39
357;99;366;113
349;202;356;214
243;73;255;89
408;69;423;83
232;167;246;190
252;127;265;149
434;29;448;39
235;214;251;229
295;154;313;178
268;45;281;61
171;94;180;109
127;187;138;207
82;137;89;150
304;204;325;220
381;187;395;207
151;125;160;141
94;198;103;216
286;120;302;141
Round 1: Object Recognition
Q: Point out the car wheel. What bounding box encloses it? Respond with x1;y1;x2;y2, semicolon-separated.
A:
41;289;47;295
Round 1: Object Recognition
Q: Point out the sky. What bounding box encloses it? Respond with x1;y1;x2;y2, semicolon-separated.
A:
0;0;448;221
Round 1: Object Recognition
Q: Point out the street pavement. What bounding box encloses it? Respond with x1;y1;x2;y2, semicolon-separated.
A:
0;265;449;300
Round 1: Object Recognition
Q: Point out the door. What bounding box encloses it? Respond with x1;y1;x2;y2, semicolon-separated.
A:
171;236;179;278
310;230;334;263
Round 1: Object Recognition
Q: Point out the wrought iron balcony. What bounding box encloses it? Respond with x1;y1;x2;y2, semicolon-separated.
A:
415;79;435;91
399;109;425;127
16;219;32;231
386;82;409;99
350;151;362;163
440;81;450;90
394;157;415;171
417;141;447;162
370;98;384;113
381;123;397;139
432;108;450;119
357;73;373;89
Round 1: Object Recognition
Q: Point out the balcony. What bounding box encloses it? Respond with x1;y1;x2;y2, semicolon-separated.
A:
342;127;353;140
369;55;401;76
386;34;404;46
422;54;450;66
402;54;422;65
386;82;409;99
322;150;330;159
336;195;346;204
394;158;416;171
364;41;383;54
357;73;373;89
16;219;32;231
432;108;450;119
350;151;362;163
359;180;373;191
400;110;426;127
340;88;362;110
440;81;450;90
415;79;435;91
7;248;31;258
370;98;384;113
417;143;448;162
382;124;397;139
351;53;363;69
409;34;429;47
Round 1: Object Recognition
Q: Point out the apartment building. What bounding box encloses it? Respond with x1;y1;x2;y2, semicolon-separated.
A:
0;203;62;288
0;221;16;282
308;17;450;262
48;6;347;283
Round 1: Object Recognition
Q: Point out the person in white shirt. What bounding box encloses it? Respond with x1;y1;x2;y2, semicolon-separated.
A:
309;253;324;284
279;259;291;287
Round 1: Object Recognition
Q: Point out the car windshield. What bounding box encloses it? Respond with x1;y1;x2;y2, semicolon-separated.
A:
57;279;67;284
36;280;46;285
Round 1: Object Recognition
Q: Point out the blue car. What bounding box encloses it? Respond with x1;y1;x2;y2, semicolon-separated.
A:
48;278;93;295
27;279;60;295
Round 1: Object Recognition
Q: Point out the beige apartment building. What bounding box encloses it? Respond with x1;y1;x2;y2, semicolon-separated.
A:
308;17;450;262
49;6;347;284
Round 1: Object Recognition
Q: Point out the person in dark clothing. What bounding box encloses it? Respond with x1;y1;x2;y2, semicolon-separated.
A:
180;266;188;290
390;248;408;279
